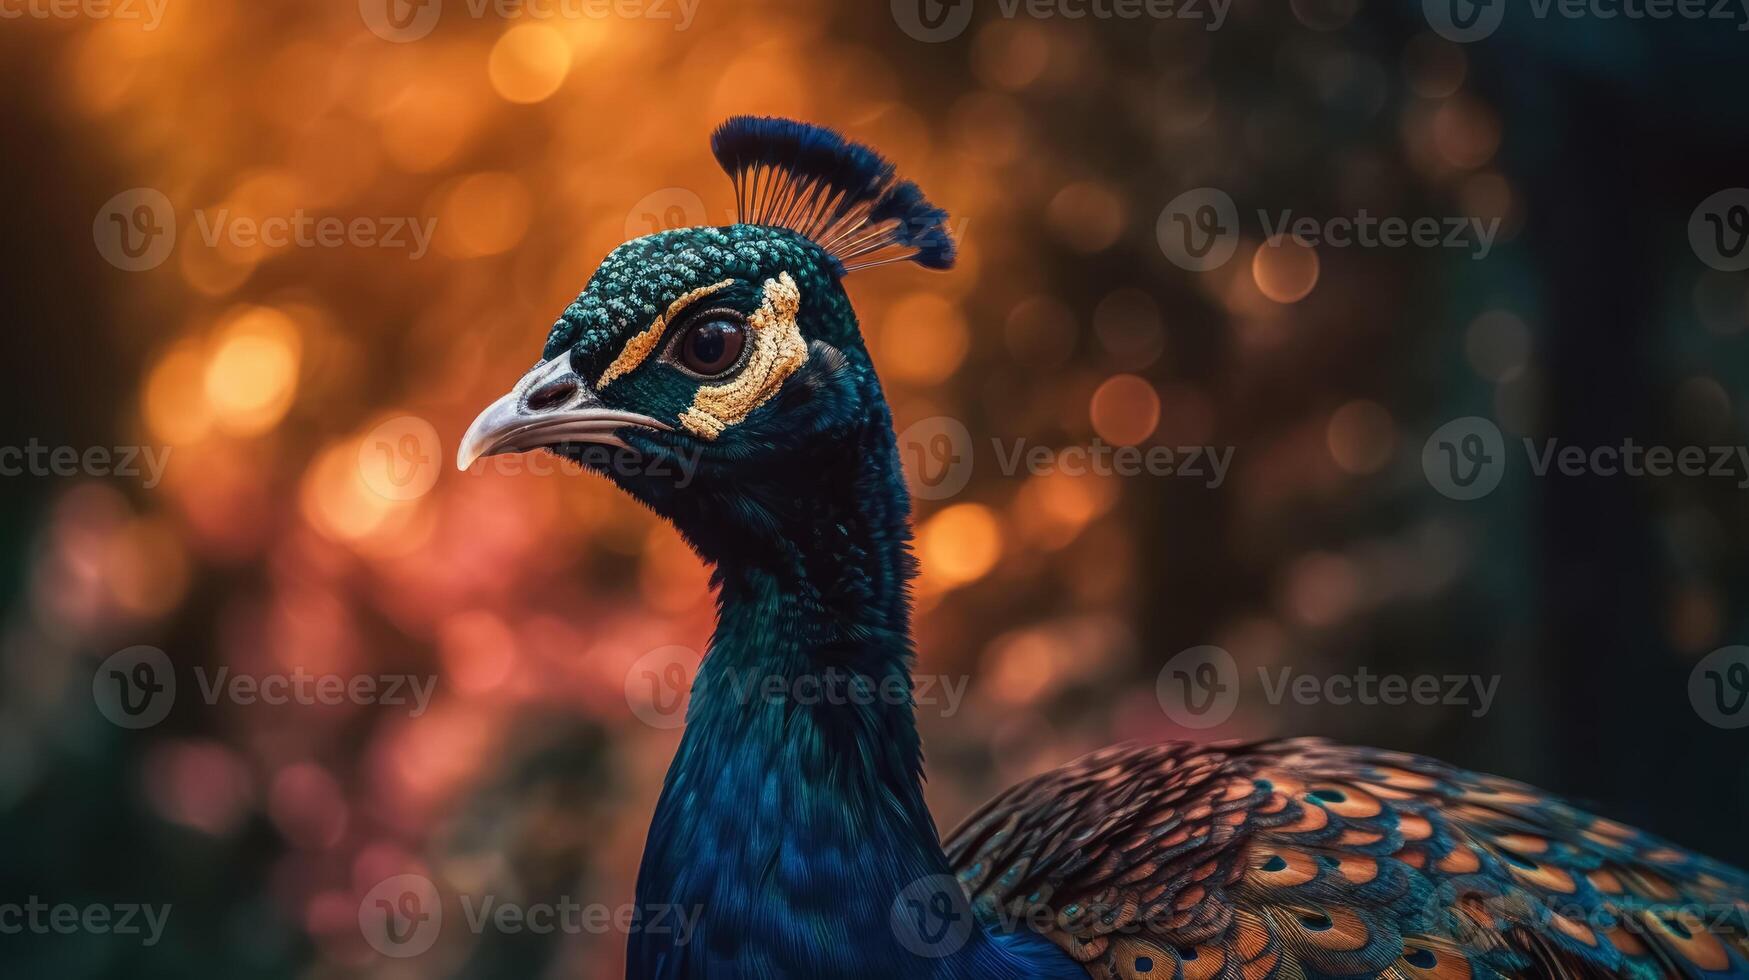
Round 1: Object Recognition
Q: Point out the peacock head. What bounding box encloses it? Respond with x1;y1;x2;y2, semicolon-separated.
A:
457;117;954;559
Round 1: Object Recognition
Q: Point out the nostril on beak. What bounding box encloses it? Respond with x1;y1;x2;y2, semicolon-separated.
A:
526;378;579;412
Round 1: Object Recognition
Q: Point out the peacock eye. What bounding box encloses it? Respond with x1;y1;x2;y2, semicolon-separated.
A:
676;313;747;377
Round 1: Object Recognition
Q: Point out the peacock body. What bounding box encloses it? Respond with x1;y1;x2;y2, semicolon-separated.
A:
457;117;1749;980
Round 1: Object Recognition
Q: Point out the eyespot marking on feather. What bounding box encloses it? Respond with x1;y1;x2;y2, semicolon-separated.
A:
598;278;735;390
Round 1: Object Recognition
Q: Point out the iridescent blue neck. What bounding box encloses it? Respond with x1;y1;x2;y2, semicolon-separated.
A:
627;425;1076;979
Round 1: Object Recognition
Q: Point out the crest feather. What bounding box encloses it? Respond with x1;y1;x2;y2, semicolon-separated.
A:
710;115;957;274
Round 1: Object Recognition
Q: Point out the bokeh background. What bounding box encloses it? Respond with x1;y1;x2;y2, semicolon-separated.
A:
3;0;1749;976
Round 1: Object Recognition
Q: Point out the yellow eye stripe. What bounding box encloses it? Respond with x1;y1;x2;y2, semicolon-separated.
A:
679;272;805;440
596;278;736;391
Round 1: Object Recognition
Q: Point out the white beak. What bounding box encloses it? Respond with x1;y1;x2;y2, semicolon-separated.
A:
456;356;674;471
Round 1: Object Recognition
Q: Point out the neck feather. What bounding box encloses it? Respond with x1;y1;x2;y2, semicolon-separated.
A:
622;414;1021;980
629;413;1075;979
632;417;938;964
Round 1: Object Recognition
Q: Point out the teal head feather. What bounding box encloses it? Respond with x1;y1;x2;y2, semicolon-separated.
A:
459;116;953;571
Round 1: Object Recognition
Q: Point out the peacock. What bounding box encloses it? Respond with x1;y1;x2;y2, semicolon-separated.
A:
455;117;1749;980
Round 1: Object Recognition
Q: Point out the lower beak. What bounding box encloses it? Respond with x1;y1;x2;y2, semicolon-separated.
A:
456;357;675;471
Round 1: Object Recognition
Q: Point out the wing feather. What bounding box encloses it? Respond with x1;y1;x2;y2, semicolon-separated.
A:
943;739;1749;980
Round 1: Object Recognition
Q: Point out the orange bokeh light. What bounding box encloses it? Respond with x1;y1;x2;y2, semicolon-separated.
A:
878;292;971;385
918;503;1002;589
1089;374;1161;446
204;306;302;437
1252;235;1321;304
489;24;573;105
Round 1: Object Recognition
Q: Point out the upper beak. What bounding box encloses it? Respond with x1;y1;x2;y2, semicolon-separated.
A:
456;356;675;471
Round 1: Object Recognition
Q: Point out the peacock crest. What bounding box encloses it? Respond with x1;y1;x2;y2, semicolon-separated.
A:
709;115;956;274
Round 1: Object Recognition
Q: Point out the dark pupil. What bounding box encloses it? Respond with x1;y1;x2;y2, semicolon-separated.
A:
683;319;744;375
